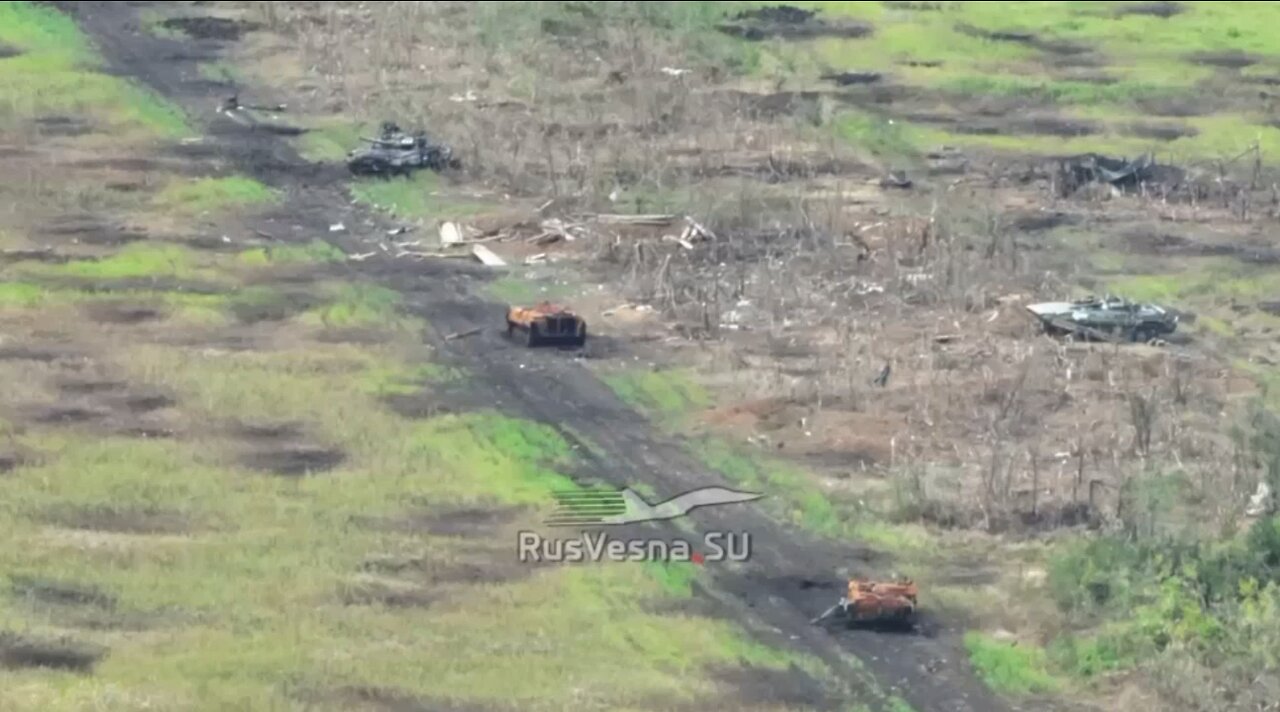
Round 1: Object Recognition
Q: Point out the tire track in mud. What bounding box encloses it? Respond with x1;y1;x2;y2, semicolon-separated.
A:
57;3;1021;710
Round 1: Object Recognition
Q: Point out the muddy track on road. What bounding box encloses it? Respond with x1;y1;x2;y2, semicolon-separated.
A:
59;3;1023;710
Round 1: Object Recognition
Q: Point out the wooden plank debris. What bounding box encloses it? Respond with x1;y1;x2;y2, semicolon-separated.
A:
471;244;507;267
440;221;464;247
445;327;483;341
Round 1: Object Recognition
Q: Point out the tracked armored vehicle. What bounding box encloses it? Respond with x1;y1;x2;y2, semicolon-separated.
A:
506;302;587;348
347;121;459;177
811;577;919;629
1027;295;1178;343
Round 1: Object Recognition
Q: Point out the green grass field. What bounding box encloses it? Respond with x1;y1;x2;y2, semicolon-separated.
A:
737;1;1280;160
0;3;865;710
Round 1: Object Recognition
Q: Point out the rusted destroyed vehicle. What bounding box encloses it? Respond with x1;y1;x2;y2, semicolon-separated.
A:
811;576;919;629
505;302;587;348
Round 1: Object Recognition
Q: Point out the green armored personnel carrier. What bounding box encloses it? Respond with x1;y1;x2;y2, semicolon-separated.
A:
1027;295;1178;343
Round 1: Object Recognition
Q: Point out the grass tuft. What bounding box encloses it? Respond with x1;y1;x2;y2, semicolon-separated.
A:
154;176;279;216
964;632;1062;696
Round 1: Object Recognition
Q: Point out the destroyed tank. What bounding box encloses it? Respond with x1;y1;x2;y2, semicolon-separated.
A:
347;122;460;176
1027;295;1178;343
506;302;587;348
811;577;919;629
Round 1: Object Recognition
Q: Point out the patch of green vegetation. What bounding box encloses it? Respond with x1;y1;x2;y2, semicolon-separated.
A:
1038;439;1280;692
0;2;188;138
299;283;418;331
350;173;490;220
296;120;366;162
361;362;466;397
197;62;243;85
21;243;220;283
0;281;51;308
237;238;345;266
964;632;1062;696
481;274;576;304
603;367;712;421
835;110;922;158
936;75;1179;107
154;176;279;216
1108;262;1280;307
474;2;759;75
646;560;698;598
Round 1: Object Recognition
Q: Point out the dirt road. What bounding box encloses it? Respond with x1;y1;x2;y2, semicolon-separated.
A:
58;3;1026;710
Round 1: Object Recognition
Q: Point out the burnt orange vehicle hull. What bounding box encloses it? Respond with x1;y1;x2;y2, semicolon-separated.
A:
844;579;917;623
506;302;587;347
811;578;918;628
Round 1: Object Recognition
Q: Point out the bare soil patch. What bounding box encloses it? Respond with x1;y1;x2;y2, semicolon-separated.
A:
159;16;262;41
0;43;22;59
34;115;92;137
882;1;944;10
820;71;883;87
116;391;176;413
242;444;345;476
55;378;127;396
1123;229;1280;264
0;248;73;264
1131;94;1210;117
1116;1;1185;17
955;22;1092;56
1187;50;1261;69
0;632;106;673
357;545;544;589
27;403;111;425
0;344;84;363
0;452;30;474
340;576;442;608
40;217;147;246
304;686;506;712
400;504;526;538
1124;122;1199;141
313;326;396;344
381;392;457;420
80;300;166;324
709;664;843;712
232;420;304;441
42;504;193;535
718;5;874;41
953;115;1098;138
10;575;116;610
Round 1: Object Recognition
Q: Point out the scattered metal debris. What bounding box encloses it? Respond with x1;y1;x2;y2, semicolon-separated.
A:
217;94;308;135
1054;153;1185;197
880;170;913;189
445;327;483;341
